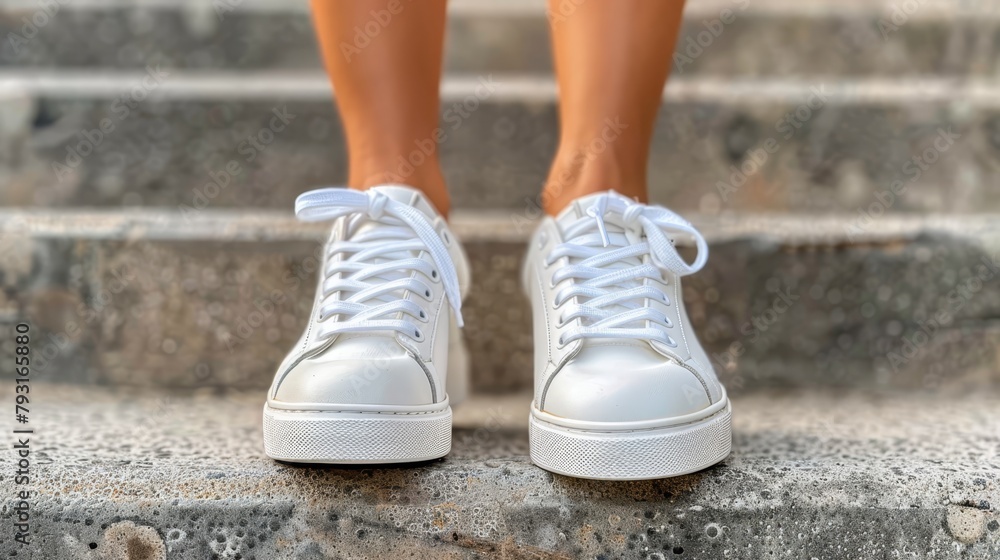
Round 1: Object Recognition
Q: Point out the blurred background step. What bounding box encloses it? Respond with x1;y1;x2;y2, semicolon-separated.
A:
10;383;999;558
3;208;999;393
2;73;999;213
0;0;997;76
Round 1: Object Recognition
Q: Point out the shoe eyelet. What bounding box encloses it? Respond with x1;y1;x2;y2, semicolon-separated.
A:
556;335;566;348
430;269;438;280
424;289;432;298
418;310;428;321
441;231;451;246
664;335;678;348
664;315;673;328
413;329;424;341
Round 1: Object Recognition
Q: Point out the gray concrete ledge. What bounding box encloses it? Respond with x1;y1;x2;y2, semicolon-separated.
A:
0;384;997;558
0;0;994;19
4;208;1000;244
5;73;1000;106
3;209;1000;394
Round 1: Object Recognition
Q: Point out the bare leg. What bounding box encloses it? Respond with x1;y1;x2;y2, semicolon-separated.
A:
543;0;686;215
310;0;451;215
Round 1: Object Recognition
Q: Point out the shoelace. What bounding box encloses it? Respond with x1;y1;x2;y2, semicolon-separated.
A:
546;193;708;347
295;188;464;342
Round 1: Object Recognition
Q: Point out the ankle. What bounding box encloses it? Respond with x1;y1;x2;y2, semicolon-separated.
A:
349;156;451;216
542;149;647;215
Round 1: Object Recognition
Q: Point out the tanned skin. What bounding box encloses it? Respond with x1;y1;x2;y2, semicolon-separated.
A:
309;0;687;217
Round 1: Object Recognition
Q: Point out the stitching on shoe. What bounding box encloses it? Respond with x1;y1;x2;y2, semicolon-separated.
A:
675;354;712;406
673;280;713;404
535;269;552;365
673;280;694;359
427;287;446;358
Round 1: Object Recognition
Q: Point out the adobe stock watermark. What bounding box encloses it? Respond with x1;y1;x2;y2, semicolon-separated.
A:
221;250;399;392
5;0;72;54
547;0;588;23
886;252;1000;373
179;106;296;218
378;75;496;184
673;0;750;73
512;116;629;232
836;0;946;53
845;127;960;240
212;0;244;20
34;262;139;372
223;243;322;353
713;85;829;205
877;0;936;40
711;284;799;388
51;64;170;183
338;0;415;62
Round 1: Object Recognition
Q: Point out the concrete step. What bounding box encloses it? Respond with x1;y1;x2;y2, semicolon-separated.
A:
0;0;997;77
3;209;1000;394
3;384;998;558
3;73;1000;213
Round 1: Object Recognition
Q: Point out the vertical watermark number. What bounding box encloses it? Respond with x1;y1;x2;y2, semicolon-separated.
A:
12;323;33;547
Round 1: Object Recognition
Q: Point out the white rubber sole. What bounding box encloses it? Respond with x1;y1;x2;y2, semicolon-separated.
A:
529;400;732;480
263;404;452;464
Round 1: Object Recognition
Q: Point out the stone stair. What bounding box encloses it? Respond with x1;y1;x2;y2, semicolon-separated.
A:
1;0;999;558
4;0;998;75
3;209;1000;395
3;207;999;557
5;384;999;558
3;0;1000;214
4;72;1000;213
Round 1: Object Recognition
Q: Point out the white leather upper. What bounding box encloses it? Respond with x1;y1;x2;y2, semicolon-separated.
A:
269;186;469;409
523;191;723;423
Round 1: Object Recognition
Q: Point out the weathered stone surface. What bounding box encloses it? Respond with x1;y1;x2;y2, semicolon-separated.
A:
0;0;996;76
4;81;999;213
0;384;997;558
2;210;1000;393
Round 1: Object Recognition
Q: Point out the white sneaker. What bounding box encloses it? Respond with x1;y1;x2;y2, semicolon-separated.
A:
263;185;470;464
522;191;731;480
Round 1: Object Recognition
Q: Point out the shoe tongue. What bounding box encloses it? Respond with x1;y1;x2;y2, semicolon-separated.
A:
346;184;439;238
369;184;442;221
554;190;636;232
555;190;641;252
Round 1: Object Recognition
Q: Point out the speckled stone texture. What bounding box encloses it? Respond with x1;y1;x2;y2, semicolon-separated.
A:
3;85;1000;213
2;210;1000;394
1;0;995;75
0;384;996;558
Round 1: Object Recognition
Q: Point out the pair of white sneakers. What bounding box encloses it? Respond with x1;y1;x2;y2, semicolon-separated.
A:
262;185;731;480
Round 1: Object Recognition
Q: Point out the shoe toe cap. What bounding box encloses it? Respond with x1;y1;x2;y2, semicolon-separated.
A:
271;338;434;407
541;346;712;423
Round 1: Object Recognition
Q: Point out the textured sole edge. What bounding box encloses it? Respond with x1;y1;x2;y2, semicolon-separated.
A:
262;405;452;464
529;401;732;480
